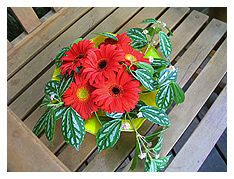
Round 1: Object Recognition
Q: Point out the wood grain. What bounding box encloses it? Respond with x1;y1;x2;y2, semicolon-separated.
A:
7;107;70;172
11;7;41;33
7;7;91;80
165;85;227;172
7;8;115;105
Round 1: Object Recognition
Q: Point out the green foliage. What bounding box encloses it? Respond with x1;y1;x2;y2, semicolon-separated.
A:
158;68;178;87
39;95;51;109
93;32;118;41
44;107;56;145
145;126;169;142
159;31;172;60
33;107;50;136
156;84;174;110
55;47;70;68
96;119;122;153
32;107;56;145
106;111;123;119
134;62;154;75
152;134;163;154
126;28;148;44
139;106;170;126
44;80;60;99
170;82;185;105
135;69;157;91
61;107;85;151
129;138;140;171
151;58;171;67
58;75;73;97
138;18;157;25
144;155;171;172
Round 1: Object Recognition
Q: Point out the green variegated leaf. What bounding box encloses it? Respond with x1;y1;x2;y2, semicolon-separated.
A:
159;31;172;59
93;33;118;41
153;134;163;154
32;107;51;136
170;82;185;105
96;119;122;153
44;107;56;145
159;68;178;86
138;18;157;25
156;84;174;110
126;28;148;42
58;75;73;97
135;69;156;91
55;47;70;68
61;107;85;151
131;41;147;49
44;80;60;98
129;138;140;171
39;95;51;109
165;25;174;36
151;58;171;67
145;27;155;39
134;62;154;75
139;106;170;126
144;155;172;172
54;104;67;120
106;111;123;119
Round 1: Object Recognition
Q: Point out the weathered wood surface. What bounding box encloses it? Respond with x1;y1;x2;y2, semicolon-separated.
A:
7;7;227;172
10;7;41;34
165;85;227;172
7;107;71;172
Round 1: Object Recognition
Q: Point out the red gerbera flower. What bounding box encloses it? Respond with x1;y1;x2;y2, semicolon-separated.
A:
60;39;97;75
92;68;141;113
63;73;98;119
82;44;125;84
117;43;151;70
98;32;131;48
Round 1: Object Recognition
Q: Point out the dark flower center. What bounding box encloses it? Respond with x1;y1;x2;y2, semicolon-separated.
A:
109;84;124;98
75;54;84;60
97;58;109;71
112;87;120;94
99;61;107;69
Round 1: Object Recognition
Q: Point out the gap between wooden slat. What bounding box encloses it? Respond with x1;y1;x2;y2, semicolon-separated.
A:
122;17;226;172
10;7;41;34
165;85;227;172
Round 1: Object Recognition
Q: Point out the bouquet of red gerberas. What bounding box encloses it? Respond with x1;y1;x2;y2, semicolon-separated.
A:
32;18;185;172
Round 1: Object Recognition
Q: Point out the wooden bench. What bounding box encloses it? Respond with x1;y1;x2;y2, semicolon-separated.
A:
7;7;227;172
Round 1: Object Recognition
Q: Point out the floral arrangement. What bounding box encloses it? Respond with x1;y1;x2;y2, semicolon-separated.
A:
32;18;185;172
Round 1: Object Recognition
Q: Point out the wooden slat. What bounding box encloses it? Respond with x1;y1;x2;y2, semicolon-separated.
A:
159;38;227;166
85;7;142;40
123;19;226;172
7;7;115;105
7;40;13;51
11;7;41;33
159;10;209;62
176;18;227;87
51;7;62;12
15;7;117;150
83;8;208;172
165;85;227;172
117;7;167;34
118;7;189;35
7;7;91;80
7;107;70;172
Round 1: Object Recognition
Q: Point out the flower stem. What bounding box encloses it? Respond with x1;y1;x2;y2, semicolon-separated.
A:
127;113;138;134
94;111;102;124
